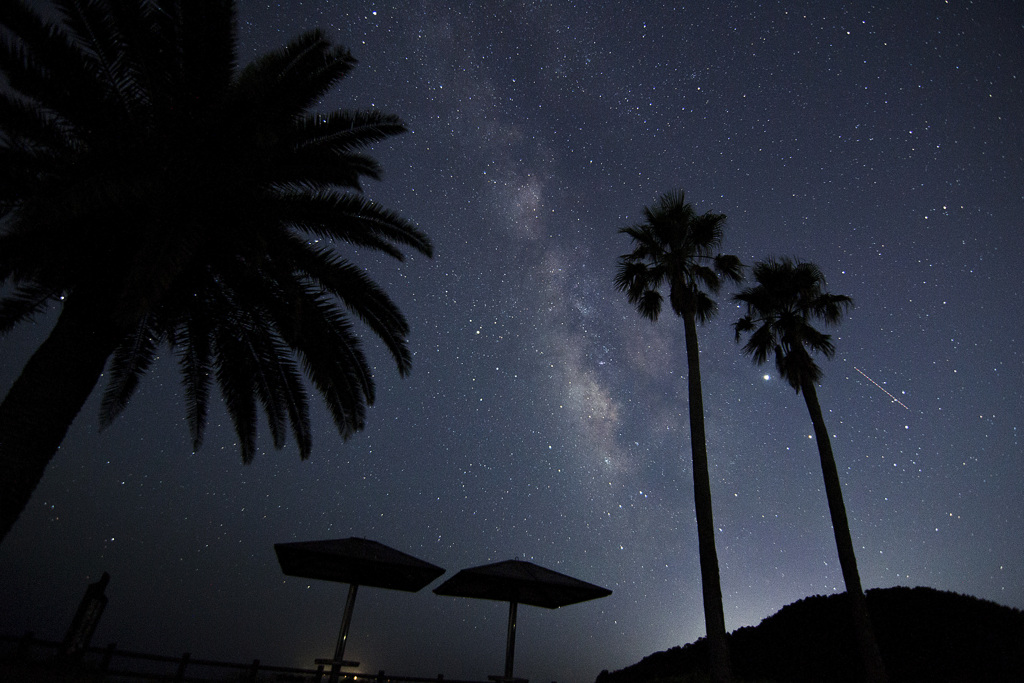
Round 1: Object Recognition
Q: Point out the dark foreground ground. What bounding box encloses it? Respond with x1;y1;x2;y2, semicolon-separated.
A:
3;586;1021;682
596;586;1024;683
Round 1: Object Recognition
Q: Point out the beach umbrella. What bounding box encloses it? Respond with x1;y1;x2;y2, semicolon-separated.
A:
433;559;611;680
275;537;444;680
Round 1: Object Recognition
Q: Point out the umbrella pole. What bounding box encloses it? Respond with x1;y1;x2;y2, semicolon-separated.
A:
329;583;359;682
504;600;518;679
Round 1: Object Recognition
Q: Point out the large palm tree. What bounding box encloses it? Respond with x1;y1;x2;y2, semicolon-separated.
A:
733;258;887;682
0;0;432;544
615;190;742;683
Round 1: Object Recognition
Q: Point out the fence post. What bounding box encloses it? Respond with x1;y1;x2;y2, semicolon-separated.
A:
90;642;116;683
100;642;116;668
16;631;35;662
175;651;191;681
315;662;325;683
15;630;38;663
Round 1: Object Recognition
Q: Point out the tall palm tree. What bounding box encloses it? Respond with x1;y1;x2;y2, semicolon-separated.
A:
0;0;432;544
615;190;742;683
733;258;887;682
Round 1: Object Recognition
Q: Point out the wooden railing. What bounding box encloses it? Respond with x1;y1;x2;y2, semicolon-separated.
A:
1;632;496;683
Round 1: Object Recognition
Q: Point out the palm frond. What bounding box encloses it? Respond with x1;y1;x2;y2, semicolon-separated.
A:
714;253;744;283
252;335;293;450
279;190;433;258
0;226;76;289
272;145;383;192
57;0;148;121
613;259;656;301
799;326;836;358
232;29;354;124
291;109;407;152
215;279;313;455
693;290;717;324
616;190;737;325
775;346;802;390
0;282;57;334
99;316;163;429
0;91;77;155
211;315;259;463
690;263;722;294
741;323;776;366
733;257;850;390
254;270;375;440
0;0;114;136
813;293;854;326
611;259;633;293
266;332;312;458
277;239;413;375
223;304;291;452
689;212;726;255
173;313;213;451
171;0;237;107
733;315;755;342
291;301;372;440
637;289;662;322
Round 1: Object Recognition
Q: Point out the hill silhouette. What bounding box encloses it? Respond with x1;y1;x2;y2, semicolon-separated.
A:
596;586;1024;682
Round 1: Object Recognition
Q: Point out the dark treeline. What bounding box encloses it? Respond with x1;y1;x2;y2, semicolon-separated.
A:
596;586;1024;683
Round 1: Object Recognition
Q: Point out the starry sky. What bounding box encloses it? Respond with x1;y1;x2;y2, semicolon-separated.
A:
2;2;1022;682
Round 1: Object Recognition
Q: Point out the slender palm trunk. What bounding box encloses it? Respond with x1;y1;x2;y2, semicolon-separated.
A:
800;377;888;683
682;311;731;683
0;295;122;545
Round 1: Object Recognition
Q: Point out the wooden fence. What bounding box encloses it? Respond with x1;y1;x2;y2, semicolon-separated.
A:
1;632;495;683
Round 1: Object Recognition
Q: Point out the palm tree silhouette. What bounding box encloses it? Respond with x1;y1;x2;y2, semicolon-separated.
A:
733;258;888;682
615;190;742;683
0;0;432;544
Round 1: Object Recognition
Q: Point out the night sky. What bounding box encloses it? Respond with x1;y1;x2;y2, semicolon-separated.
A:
2;2;1022;682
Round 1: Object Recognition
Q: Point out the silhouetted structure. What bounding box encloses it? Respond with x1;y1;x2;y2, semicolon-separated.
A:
275;537;444;682
3;631;497;683
434;559;611;682
61;572;110;658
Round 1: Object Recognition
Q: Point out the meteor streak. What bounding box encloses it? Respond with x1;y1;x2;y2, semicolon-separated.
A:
854;367;910;410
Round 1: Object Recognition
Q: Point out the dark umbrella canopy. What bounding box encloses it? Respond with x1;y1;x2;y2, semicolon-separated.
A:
434;559;612;681
433;559;611;608
274;537;445;682
274;537;444;591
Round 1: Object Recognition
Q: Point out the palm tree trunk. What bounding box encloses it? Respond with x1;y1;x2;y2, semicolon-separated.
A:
800;377;888;682
0;294;122;545
682;311;731;683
